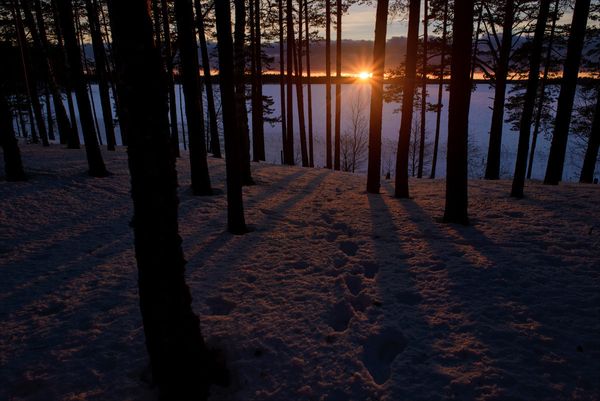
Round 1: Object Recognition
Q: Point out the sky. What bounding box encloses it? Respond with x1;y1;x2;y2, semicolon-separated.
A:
330;3;410;41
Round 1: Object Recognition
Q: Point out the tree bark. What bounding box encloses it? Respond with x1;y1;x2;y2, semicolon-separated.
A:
250;0;265;161
194;0;221;158
278;0;287;163
56;0;108;177
366;0;388;194
174;0;212;195
333;0;342;170
106;2;222;399
394;0;420;198
161;0;180;156
511;0;550;198
285;0;295;165
484;0;514;180
295;3;309;167
579;91;600;183
1;94;27;181
215;0;248;234
443;0;473;225
325;0;332;168
304;0;314;167
417;0;428;178
430;0;448;179
544;0;591;185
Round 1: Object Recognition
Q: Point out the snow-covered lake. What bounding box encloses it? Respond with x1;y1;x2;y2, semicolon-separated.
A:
57;83;597;182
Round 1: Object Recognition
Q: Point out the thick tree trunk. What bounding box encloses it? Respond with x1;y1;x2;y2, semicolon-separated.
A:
485;0;514;180
366;0;389;194
430;0;448;179
14;2;48;147
233;0;255;183
194;0;221;158
215;0;248;234
528;0;560;179
85;0;116;150
161;0;180;156
251;0;265;161
56;0;108;177
394;0;420;198
107;2;225;399
333;0;342;170
1;94;27;181
417;0;428;178
295;4;309;167
174;0;212;195
511;0;550;198
304;0;314;167
285;0;295;165
278;0;287;163
579;92;600;183
325;0;332;168
443;0;473;225
544;0;591;185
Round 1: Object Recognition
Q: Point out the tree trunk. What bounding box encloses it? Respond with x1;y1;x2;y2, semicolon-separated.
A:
579;91;600;183
85;0;116;150
366;0;389;194
161;0;180;156
251;0;265;161
13;2;48;147
1;94;27;181
443;0;473;225
233;0;255;184
304;0;314;167
485;0;514;180
511;0;550;198
544;0;591;185
278;0;287;163
333;0;342;170
194;0;221;158
394;0;420;198
285;0;295;165
174;0;212;195
430;0;448;179
528;0;560;179
106;2;225;399
417;0;428;178
325;0;332;168
56;0;108;177
295;3;309;167
215;0;248;234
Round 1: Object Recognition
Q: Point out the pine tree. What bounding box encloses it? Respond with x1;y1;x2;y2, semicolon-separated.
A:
1;94;27;181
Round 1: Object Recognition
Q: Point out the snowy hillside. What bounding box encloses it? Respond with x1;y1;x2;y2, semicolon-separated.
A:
1;144;599;401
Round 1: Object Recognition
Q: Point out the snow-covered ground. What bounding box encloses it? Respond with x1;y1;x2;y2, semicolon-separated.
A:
1;144;599;401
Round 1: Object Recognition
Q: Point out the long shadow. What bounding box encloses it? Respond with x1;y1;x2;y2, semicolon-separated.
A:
381;181;598;399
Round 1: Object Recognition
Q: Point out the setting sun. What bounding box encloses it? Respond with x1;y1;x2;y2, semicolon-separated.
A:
358;71;372;80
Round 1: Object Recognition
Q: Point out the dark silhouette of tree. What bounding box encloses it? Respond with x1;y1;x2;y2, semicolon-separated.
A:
278;0;288;163
1;93;26;181
484;0;514;180
215;0;249;234
294;3;309;167
444;0;473;225
107;1;228;399
394;0;420;198
160;0;180;156
325;0;332;168
233;0;255;183
285;0;295;165
510;0;551;198
194;0;221;158
333;0;342;170
527;0;560;179
85;0;116;151
56;0;108;177
174;0;213;195
250;0;265;161
580;91;600;183
366;0;389;193
304;0;314;167
417;0;428;178
430;0;448;179
13;1;48;147
544;0;591;185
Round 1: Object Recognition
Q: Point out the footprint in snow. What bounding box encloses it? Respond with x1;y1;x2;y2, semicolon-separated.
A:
363;261;380;279
344;274;364;296
206;296;236;316
328;300;354;332
339;241;358;257
362;328;407;385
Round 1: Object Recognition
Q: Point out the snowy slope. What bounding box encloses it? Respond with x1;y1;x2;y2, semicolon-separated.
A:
1;144;599;401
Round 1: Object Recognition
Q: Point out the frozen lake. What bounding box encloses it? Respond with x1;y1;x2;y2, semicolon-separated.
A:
53;83;597;182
